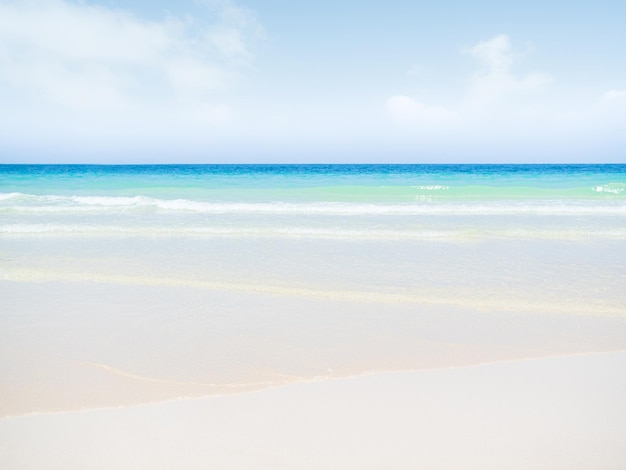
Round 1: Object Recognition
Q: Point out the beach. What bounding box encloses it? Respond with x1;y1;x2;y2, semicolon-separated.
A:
1;164;625;467
2;352;626;469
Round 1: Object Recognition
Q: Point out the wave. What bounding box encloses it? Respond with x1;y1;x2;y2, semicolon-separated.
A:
592;183;626;194
2;223;625;240
1;192;626;216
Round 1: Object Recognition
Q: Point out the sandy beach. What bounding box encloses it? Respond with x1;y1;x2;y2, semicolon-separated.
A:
2;351;625;469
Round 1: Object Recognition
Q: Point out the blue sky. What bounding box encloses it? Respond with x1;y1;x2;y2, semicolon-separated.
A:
1;0;625;163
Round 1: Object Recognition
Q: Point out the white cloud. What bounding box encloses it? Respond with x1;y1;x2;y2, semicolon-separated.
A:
386;35;554;130
600;89;626;105
467;34;515;72
466;34;552;106
0;0;261;115
202;0;264;61
207;27;251;59
385;95;457;124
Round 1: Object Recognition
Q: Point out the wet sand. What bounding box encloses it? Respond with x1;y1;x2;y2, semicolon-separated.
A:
2;351;625;469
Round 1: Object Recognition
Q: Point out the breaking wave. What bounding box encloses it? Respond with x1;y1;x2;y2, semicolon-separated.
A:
2;192;626;216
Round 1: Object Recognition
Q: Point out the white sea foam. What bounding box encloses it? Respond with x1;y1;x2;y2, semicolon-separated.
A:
0;224;461;239
2;223;625;240
593;183;625;194
413;185;450;190
1;193;626;215
0;192;24;201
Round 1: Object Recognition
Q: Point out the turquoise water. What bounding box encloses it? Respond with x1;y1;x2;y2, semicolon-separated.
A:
1;164;625;238
1;164;625;201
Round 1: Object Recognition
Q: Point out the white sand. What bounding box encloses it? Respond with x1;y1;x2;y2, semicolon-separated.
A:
2;351;625;469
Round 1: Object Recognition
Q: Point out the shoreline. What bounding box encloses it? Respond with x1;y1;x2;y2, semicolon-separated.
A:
3;273;625;317
3;274;626;418
2;350;625;469
3;348;625;420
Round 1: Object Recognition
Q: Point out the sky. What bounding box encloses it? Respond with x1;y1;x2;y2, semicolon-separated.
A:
0;0;625;163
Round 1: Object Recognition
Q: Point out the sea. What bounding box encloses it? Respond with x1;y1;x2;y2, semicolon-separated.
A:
1;164;626;416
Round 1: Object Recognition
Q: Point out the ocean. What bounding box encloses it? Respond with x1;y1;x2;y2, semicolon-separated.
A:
1;164;626;416
1;164;625;238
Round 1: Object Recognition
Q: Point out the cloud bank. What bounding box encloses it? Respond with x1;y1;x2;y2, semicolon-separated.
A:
386;35;554;126
0;3;623;163
0;0;262;148
465;34;553;108
384;34;625;160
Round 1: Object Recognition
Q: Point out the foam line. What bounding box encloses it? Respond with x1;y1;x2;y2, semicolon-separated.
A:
4;268;625;316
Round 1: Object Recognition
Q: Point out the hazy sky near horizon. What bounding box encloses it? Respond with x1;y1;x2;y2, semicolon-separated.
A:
0;0;625;163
